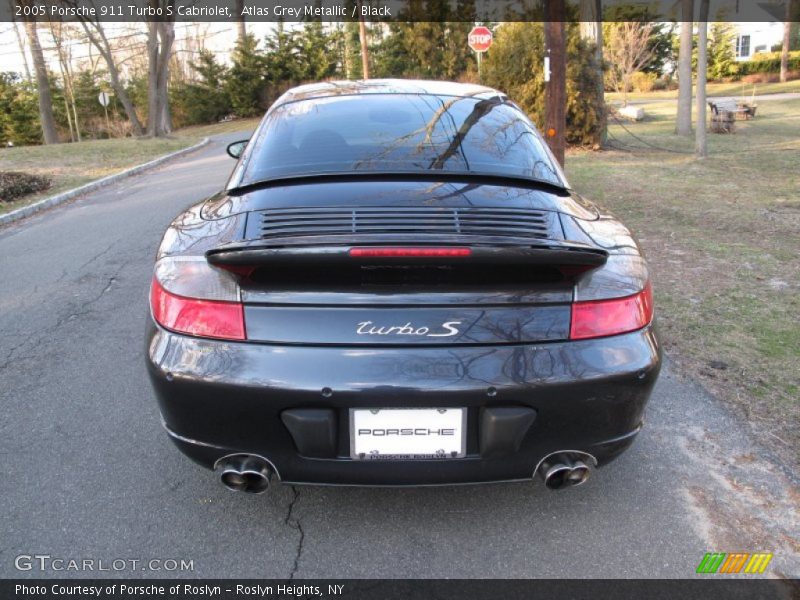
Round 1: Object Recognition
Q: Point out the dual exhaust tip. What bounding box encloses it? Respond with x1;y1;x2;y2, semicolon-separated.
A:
214;454;274;494
537;452;593;490
214;451;593;493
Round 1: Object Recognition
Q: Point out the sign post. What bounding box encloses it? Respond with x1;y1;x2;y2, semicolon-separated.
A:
468;26;493;81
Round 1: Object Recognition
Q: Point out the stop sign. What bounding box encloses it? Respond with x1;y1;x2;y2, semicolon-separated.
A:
468;26;493;53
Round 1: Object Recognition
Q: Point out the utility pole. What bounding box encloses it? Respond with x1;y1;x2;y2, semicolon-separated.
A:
544;1;567;167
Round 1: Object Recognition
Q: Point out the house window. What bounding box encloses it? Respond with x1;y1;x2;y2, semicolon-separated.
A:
736;35;751;58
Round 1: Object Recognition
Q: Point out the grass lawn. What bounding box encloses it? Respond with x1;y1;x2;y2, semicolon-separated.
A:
606;78;800;103
0;117;260;215
567;98;800;468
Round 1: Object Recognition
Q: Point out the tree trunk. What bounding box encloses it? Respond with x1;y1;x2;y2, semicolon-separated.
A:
343;23;352;79
594;0;605;146
156;22;174;134
578;3;597;43
676;0;694;136
147;20;159;137
695;0;709;158
235;0;247;41
79;20;145;136
544;2;567;167
579;0;606;146
146;5;174;138
781;0;793;83
357;1;370;79
24;21;59;144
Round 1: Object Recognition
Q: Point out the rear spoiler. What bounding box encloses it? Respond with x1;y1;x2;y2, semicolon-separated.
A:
206;240;608;270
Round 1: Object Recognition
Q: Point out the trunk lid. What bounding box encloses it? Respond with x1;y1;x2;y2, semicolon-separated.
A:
203;181;605;346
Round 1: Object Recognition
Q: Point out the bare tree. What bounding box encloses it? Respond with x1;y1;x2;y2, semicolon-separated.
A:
48;22;81;142
695;0;709;158
676;0;694;135
781;0;795;83
606;21;655;106
23;18;59;144
66;1;145;136
9;5;32;82
146;0;175;137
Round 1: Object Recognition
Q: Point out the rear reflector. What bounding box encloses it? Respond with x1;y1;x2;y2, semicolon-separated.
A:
349;247;472;258
570;282;653;340
150;277;246;341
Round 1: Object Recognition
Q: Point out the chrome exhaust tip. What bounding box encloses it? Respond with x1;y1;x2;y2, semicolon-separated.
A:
536;452;595;490
214;454;273;494
541;461;574;490
565;460;590;487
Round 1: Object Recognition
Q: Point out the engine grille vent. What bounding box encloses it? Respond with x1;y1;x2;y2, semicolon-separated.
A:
250;207;557;241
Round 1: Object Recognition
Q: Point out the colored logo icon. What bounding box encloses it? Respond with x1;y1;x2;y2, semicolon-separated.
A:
696;552;773;574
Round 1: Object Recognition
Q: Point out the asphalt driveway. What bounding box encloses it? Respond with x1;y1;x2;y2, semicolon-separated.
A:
0;132;797;579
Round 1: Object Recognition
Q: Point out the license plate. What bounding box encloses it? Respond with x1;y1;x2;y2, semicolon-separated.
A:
350;408;466;460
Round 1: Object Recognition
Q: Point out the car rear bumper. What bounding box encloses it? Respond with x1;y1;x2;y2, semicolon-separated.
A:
145;321;661;486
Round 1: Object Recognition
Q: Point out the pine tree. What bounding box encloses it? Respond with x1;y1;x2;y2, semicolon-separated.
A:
707;22;738;80
226;34;268;118
179;50;231;125
295;22;337;81
0;73;42;145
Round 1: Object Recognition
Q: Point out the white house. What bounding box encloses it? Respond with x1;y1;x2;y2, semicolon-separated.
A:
731;3;785;60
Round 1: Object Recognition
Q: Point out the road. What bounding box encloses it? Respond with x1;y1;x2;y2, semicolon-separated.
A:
1;132;797;580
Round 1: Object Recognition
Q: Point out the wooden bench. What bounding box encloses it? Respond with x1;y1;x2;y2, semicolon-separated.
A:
708;98;756;133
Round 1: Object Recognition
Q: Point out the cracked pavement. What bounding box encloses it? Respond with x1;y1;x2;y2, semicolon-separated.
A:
0;132;797;580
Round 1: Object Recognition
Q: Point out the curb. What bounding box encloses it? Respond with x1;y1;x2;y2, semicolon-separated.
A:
0;136;211;228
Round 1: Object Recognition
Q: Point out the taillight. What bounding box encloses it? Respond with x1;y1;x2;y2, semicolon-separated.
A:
150;257;245;341
349;247;472;258
570;282;653;340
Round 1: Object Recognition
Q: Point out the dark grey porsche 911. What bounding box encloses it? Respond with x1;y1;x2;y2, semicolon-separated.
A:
146;79;660;493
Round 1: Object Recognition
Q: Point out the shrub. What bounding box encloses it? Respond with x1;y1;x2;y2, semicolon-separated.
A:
651;77;673;91
0;171;51;203
737;51;800;76
742;73;779;84
631;71;657;92
482;22;605;146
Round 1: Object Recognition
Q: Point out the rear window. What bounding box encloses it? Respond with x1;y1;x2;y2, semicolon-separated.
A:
240;94;564;186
